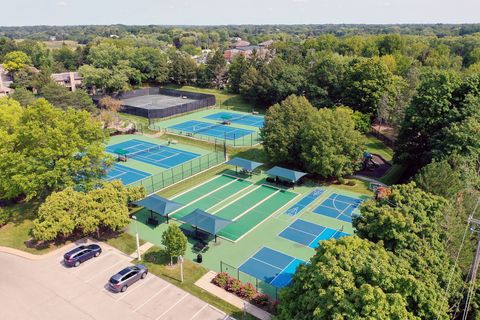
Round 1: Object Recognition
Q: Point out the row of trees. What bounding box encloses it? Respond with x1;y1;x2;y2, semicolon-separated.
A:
261;95;365;178
32;181;145;241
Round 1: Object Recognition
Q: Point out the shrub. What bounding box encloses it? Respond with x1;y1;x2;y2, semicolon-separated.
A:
338;177;346;184
212;272;230;288
0;207;9;227
226;278;242;293
238;282;257;300
252;293;271;307
347;180;357;186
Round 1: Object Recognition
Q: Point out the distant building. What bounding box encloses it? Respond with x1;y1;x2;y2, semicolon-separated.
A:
223;39;273;62
51;72;82;92
0;65;14;97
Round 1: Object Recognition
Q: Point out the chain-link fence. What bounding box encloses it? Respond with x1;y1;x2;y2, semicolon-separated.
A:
129;151;225;194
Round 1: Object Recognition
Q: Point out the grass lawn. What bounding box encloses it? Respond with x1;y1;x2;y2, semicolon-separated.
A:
365;135;393;161
103;231;145;255
380;164;407;185
139;246;258;320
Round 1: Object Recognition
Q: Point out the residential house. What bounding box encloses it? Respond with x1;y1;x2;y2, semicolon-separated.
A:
0;65;14;97
51;71;82;92
224;39;273;62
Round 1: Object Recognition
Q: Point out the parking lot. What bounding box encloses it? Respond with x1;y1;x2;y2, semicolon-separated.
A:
0;241;230;320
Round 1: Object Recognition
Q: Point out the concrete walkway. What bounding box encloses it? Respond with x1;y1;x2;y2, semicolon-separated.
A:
195;271;272;320
129;241;155;259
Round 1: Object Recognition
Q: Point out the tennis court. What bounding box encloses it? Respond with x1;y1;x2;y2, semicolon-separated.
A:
106;139;200;169
283;188;325;216
313;193;364;223
238;247;304;288
204;112;264;128
169;175;298;241
279;219;350;248
168;120;254;140
105;164;151;185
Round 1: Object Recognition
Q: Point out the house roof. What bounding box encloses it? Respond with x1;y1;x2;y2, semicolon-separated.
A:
51;72;82;82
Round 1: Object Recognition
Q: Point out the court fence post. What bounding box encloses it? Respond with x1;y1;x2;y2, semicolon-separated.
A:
150;176;154;193
220;261;223;273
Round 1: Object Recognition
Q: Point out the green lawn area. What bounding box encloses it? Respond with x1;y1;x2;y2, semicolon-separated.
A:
365;135;393;161
103;231;145;255
380;164;407;185
139;246;258;320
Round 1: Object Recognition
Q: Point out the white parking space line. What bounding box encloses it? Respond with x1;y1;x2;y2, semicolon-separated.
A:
85;260;128;282
155;293;189;320
71;252;117;274
189;304;208;320
133;284;171;312
115;276;153;301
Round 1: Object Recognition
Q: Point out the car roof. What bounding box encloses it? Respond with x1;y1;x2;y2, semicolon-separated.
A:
66;245;86;255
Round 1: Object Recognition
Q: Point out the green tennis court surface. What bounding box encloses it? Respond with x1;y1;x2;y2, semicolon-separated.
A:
169;175;298;241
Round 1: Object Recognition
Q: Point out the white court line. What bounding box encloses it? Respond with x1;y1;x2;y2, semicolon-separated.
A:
189;304;209;320
170;175;228;200
210;185;262;214
107;171;128;180
269;258;297;287
85;260;127;282
231;189;280;222
283;225;319;237
155;292;189;320
206;182;255;213
133;283;171;312
115;276;154;301
168;177;239;215
251;257;283;271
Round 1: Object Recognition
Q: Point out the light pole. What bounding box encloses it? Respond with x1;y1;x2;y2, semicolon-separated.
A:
132;216;141;261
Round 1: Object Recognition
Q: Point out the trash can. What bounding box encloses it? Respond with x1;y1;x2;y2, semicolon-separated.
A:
197;254;203;263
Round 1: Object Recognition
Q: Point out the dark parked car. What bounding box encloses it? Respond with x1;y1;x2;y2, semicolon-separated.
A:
108;264;148;293
63;244;102;267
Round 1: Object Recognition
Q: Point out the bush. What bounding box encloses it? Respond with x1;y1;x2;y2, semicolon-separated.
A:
0;207;9;227
212;272;230;288
347;180;357;186
226;278;242;293
239;283;257;300
338;177;346;184
252;293;270;307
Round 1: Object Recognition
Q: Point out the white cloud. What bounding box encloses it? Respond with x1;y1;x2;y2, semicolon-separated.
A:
57;1;68;6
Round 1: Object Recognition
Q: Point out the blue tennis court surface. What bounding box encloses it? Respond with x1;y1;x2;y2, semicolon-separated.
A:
169;120;254;140
238;247;304;288
279;219;350;248
313;193;364;223
283;188;324;216
106;139;200;169
105;164;151;185
204;112;264;128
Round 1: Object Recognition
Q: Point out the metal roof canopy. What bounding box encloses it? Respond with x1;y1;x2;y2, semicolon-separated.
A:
181;209;233;241
225;157;263;172
133;194;182;223
265;166;307;183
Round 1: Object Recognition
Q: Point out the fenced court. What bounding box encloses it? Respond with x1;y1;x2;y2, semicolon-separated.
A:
204;111;264;128
238;247;305;289
106;138;200;169
279;219;350;248
168;120;254;140
169;175;298;241
313;193;364;223
105;164;151;185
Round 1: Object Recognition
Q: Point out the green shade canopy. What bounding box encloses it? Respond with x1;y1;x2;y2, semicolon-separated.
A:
113;148;128;156
265;166;307;182
225;157;263;171
181;209;233;236
133;195;182;217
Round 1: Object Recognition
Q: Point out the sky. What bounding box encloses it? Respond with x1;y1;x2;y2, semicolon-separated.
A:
0;0;479;26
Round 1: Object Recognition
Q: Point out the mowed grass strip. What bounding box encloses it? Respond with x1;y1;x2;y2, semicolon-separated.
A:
171;178;252;219
214;185;278;221
219;189;298;241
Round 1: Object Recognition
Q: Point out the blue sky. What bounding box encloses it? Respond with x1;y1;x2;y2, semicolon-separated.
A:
0;0;479;26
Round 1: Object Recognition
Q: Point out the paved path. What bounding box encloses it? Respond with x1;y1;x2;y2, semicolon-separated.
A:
0;242;229;320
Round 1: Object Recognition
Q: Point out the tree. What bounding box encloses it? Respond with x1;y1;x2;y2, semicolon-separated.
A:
277;236;444;320
0;98;107;200
228;55;250;93
32;181;144;241
78;65;111;93
205;50;227;88
130;47;169;83
341;57;394;114
3;51;32;72
168;51;197;85
161;224;187;265
261;95;317;166
40;82;94;111
300;107;366;178
414;159;463;199
10;88;36;106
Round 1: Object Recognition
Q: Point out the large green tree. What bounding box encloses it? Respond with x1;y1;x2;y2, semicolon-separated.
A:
261;95;317;166
300;107;366;178
3;50;32;72
161;224;187;265
0;98;107;200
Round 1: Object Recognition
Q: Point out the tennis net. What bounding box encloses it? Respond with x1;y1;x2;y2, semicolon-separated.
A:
125;145;162;159
192;122;224;134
